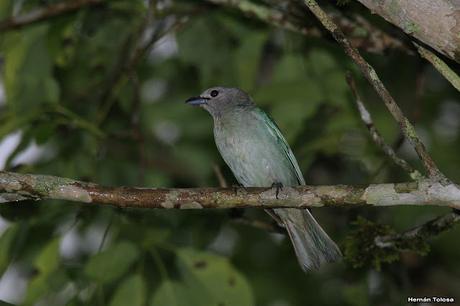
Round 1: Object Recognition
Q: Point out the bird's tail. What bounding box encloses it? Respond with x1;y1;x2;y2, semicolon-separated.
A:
274;208;342;271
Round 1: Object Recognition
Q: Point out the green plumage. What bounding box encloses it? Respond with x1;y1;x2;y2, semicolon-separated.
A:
214;107;304;187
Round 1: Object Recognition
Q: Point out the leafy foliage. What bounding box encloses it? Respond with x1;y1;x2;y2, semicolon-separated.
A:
110;275;146;306
151;248;254;306
84;241;140;284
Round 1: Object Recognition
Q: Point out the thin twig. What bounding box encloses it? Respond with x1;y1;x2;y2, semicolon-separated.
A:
205;0;409;54
130;75;148;185
346;73;424;181
303;0;446;182
414;43;460;92
95;13;154;124
54;105;105;138
213;164;228;188
96;18;184;124
98;213;114;252
375;211;460;249
207;0;320;36
130;16;190;68
0;0;103;32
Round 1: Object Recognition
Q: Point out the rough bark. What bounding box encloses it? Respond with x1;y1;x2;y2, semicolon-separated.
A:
356;0;460;63
0;0;103;32
1;171;460;210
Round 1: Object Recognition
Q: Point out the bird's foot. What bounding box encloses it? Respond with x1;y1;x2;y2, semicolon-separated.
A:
271;182;283;199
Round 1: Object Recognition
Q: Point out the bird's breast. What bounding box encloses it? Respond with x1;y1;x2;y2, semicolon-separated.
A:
213;116;298;187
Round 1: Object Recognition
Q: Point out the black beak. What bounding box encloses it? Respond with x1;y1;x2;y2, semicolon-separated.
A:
185;96;208;106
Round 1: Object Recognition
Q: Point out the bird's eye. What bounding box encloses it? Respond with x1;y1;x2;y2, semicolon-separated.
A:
210;90;219;97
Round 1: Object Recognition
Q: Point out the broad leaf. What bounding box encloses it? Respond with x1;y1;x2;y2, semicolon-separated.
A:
110;274;146;306
84;241;140;284
0;225;19;275
150;248;254;306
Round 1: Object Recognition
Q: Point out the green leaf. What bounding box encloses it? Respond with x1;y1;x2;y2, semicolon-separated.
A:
177;17;235;87
84;241;140;284
0;225;19;275
110;274;146;306
24;238;65;305
24;269;68;305
4;131;34;169
304;49;349;104
109;0;146;14
0;0;13;19
342;283;369;306
236;31;267;91
0;110;41;140
150;280;190;306
34;238;60;275
141;227;171;250
151;248;254;306
253;80;322;141
3;25;60;114
33;122;56;145
178;248;254;306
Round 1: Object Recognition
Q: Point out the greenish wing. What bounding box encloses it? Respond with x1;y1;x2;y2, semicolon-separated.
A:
254;108;306;185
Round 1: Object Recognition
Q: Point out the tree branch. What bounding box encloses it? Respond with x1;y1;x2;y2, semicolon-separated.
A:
1;171;460;210
375;211;460;250
346;73;423;181
207;0;320;36
205;0;410;54
0;0;104;32
213;164;229;188
344;211;460;268
355;0;460;63
414;43;460;92
96;15;190;124
303;0;446;182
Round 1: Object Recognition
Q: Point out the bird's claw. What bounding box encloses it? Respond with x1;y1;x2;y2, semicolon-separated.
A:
271;182;283;199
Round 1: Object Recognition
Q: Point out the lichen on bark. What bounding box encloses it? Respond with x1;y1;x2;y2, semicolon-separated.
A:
343;217;429;270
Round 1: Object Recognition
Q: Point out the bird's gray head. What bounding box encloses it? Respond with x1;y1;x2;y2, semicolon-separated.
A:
185;86;253;117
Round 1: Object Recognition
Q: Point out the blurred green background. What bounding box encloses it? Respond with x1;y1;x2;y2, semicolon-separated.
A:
0;0;459;305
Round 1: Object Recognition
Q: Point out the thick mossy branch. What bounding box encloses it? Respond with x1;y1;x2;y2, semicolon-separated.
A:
344;212;460;270
2;171;460;210
356;0;460;63
2;171;459;269
343;217;429;270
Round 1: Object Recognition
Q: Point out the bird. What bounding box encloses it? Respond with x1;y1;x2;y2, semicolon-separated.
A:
185;86;341;271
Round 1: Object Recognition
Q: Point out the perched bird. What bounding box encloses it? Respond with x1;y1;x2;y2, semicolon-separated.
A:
186;86;341;271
